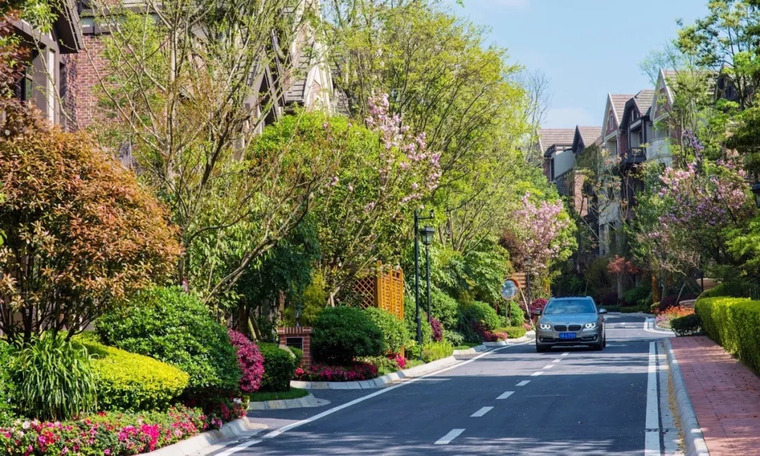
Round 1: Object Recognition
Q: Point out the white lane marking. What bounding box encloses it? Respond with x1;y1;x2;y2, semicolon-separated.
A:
530;371;543;377
496;391;514;400
220;340;532;453
543;364;554;369
471;406;494;417
215;440;262;456
561;352;569;357
645;342;662;455
435;428;465;445
516;380;530;387
552;358;561;363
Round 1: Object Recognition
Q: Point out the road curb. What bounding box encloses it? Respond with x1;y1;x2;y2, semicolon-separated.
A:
291;333;535;391
248;393;330;410
146;417;266;456
663;338;710;456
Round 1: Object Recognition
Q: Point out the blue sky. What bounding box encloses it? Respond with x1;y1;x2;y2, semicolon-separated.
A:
445;0;709;129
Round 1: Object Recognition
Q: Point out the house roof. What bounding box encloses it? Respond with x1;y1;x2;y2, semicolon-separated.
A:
632;89;655;116
539;128;575;157
610;94;633;120
577;126;602;148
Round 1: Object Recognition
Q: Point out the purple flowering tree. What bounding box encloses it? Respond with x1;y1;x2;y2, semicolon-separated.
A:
313;94;441;304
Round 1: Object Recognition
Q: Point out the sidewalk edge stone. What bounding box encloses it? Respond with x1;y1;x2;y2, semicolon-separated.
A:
146;417;266;456
248;393;328;410
664;338;710;456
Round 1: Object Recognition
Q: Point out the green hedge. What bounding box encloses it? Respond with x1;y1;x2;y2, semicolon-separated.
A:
421;341;454;363
76;334;189;411
0;340;14;425
671;314;702;337
364;307;408;354
696;296;760;373
312;306;385;364
259;343;297;392
495;326;527;339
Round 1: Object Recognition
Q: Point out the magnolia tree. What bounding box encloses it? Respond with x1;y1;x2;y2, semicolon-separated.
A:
313;94;441;304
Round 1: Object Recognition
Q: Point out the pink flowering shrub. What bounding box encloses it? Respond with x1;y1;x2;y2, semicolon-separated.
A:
0;405;206;455
228;329;264;393
529;298;548;315
483;330;508;342
293;362;378;382
430;317;443;342
389;353;406;369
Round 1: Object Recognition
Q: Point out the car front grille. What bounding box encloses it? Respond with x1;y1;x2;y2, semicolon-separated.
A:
569;325;582;331
554;325;567;332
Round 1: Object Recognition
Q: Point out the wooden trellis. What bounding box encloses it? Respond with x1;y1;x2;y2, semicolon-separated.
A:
353;262;404;321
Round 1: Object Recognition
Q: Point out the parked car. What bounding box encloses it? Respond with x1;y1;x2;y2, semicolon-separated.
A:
534;297;607;352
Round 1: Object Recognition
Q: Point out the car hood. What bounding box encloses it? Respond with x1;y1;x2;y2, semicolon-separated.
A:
539;313;599;324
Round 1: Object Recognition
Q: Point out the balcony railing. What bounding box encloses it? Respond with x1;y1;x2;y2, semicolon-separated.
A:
624;147;647;166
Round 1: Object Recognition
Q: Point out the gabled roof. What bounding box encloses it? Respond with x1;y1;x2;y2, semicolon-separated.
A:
539;128;575;157
621;89;655;127
602;93;634;139
651;69;675;121
572;126;602;154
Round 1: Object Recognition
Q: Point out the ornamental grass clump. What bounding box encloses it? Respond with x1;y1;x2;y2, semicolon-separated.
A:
10;334;97;421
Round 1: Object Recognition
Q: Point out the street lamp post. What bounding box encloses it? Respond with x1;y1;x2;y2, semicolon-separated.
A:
420;225;435;325
414;210;435;356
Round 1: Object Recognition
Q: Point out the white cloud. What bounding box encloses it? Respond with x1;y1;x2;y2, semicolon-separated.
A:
544;107;597;129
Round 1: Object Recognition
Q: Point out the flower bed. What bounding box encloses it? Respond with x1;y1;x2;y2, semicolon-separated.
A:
483;330;508;342
0;405;208;456
294;362;378;382
655;306;694;329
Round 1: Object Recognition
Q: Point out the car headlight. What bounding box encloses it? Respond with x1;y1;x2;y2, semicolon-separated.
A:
539;323;552;330
584;322;597;329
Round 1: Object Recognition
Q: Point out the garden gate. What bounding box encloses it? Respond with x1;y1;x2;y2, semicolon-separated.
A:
353;261;404;321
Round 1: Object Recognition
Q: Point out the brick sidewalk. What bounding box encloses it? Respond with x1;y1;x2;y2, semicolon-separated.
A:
670;336;760;454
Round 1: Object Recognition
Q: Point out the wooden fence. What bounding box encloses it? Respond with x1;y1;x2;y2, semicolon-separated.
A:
353;262;404;321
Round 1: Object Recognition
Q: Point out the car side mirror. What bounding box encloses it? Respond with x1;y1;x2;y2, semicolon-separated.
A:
598;308;608;315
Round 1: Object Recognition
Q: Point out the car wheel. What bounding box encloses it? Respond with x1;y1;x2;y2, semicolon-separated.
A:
536;343;549;353
591;340;604;351
602;333;607;348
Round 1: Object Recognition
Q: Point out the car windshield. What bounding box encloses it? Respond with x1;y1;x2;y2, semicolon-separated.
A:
543;299;596;315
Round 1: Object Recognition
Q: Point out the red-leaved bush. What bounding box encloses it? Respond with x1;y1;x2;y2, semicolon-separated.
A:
529;298;548;315
483;330;508;342
389;353;406;369
430;316;443;342
294;362;378;382
228;330;264;393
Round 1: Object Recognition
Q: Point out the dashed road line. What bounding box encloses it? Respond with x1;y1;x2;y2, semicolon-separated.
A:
552;358;561;363
516;380;530;387
561;352;569;357
530;371;544;377
543;364;554;369
435;428;465;445
496;391;514;400
471;406;493;417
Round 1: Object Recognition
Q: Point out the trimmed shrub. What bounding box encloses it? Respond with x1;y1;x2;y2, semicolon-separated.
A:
623;286;650;306
430;287;459;330
259;343;298;392
312;306;385;365
294;362;378;382
458;301;500;342
696;296;760;374
364;307;408;353
671;314;702;336
507;301;525;327
496;326;527;339
10;334;97;421
228;330;265;394
0;340;14;425
421;341;454;363
77;334;189;412
444;330;465;346
97;287;241;397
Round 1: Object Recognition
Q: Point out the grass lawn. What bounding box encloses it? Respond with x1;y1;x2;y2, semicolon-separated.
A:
249;387;309;402
453;341;480;350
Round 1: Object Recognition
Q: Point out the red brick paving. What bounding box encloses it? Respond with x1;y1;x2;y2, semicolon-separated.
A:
670;336;760;454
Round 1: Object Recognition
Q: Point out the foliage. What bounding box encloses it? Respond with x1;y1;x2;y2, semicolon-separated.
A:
0;112;181;344
428;287;459;330
506;301;525;327
623;286;651;307
404;292;433;344
363;307;408;354
497;326;527;339
228;330;264;394
249;387;309;402
0;340;14;425
312;95;440;303
76;334;188;412
696;296;760;375
94;0;335;306
312;306;386;365
237;216;321;334
421;341;454;363
482;330;508;342
258;343;298;392
97;287;241;397
360;354;405;375
529;298;548;316
0;405;207;456
294;362;379;382
9;334;97;421
655;307;695;330
457;301;500;342
671;314;703;336
444;330;465;347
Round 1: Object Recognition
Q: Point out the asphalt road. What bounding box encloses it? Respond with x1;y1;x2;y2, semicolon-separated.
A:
213;314;674;456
